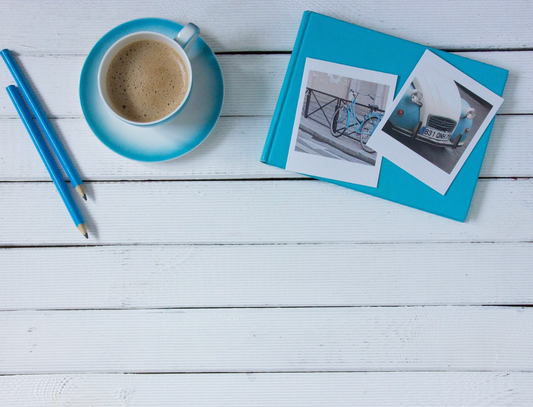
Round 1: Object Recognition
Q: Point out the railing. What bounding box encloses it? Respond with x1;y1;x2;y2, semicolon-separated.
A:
303;87;384;137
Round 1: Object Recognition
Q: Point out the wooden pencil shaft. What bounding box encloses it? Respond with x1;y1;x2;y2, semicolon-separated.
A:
0;49;84;191
6;85;85;229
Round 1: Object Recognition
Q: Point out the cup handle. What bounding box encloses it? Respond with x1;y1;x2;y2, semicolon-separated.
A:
175;23;200;53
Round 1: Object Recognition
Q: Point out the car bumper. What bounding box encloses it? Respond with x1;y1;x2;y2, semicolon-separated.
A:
389;123;464;148
389;122;416;138
415;133;464;148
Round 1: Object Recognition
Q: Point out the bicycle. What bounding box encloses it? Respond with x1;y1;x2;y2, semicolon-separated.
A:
330;89;383;153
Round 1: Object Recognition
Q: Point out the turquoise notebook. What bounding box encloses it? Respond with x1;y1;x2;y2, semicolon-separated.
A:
261;11;508;222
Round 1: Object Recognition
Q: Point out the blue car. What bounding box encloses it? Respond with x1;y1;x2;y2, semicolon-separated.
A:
386;74;476;149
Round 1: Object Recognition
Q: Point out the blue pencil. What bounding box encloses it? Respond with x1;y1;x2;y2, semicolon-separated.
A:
1;48;87;200
7;85;88;239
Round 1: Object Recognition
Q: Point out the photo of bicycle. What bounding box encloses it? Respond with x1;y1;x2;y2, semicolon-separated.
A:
285;58;397;188
295;70;390;167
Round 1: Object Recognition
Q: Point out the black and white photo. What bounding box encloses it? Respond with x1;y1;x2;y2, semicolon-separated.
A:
285;58;397;187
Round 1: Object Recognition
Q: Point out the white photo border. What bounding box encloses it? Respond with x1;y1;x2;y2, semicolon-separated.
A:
285;58;397;188
367;50;504;195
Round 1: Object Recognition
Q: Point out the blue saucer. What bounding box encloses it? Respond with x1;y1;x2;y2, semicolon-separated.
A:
80;18;224;162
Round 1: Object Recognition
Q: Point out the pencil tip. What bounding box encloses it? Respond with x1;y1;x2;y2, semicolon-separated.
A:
77;223;88;239
75;185;87;200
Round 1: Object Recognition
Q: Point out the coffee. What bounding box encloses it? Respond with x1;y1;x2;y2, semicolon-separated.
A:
106;40;189;123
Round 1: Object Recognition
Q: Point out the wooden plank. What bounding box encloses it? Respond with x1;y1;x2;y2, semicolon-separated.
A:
0;52;529;118
1;307;532;373
0;55;289;118
1;0;531;53
0;114;529;182
0;116;288;181
0;243;532;310
456;51;533;115
1;373;533;406
0;179;531;246
480;115;533;178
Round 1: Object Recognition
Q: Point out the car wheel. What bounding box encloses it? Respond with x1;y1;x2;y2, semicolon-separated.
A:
412;121;422;139
452;133;462;149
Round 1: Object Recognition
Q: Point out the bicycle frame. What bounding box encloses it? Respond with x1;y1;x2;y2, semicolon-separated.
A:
341;92;364;132
333;91;383;135
330;90;383;153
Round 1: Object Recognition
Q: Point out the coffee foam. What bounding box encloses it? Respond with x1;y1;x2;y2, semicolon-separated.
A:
106;40;188;122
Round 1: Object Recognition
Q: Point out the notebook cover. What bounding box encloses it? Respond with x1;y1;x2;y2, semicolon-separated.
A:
261;11;508;222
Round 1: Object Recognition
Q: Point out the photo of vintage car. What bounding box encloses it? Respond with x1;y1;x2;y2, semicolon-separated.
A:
384;73;476;149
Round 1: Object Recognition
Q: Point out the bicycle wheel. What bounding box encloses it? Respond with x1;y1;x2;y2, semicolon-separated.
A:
330;106;349;137
359;116;379;153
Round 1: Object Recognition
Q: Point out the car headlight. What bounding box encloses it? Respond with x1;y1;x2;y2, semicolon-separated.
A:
411;90;423;106
465;108;476;120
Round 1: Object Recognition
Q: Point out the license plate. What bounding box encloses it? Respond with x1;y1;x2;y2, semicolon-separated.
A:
422;126;451;140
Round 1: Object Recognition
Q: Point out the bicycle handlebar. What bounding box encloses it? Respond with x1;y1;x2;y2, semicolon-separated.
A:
349;89;375;100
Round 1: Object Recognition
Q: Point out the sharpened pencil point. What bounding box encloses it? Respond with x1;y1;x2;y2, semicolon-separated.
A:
75;184;87;200
77;223;88;239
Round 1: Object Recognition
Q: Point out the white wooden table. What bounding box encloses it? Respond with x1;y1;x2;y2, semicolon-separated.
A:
0;1;532;405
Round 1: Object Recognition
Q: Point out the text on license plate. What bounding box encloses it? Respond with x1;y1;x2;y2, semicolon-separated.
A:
422;127;451;140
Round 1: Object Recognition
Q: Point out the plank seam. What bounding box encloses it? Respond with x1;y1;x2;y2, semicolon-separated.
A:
1;112;529;120
1;240;533;249
0;177;530;184
10;48;533;57
0;304;531;312
0;370;531;376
